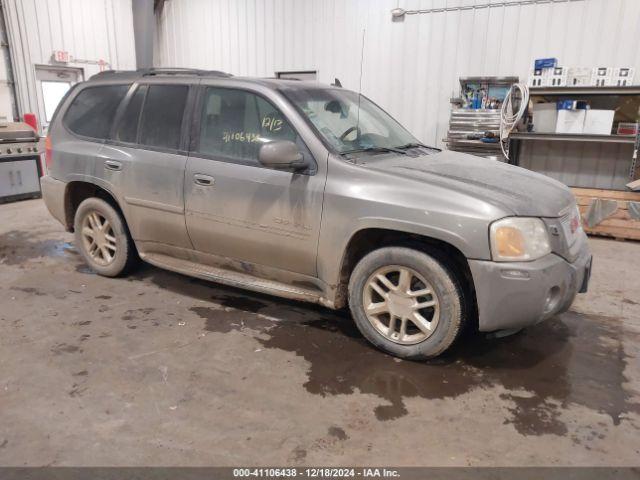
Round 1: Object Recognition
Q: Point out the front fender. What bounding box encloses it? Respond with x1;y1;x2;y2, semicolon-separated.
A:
316;214;491;304
344;216;473;257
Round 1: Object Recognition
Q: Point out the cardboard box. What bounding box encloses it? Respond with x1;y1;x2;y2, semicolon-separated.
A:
528;68;548;87
556;109;585;134
617;123;639;136
611;67;634;86
548;66;567;87
534;58;557;69
591;67;612;87
583;110;615;135
532;103;558;133
567;67;592;86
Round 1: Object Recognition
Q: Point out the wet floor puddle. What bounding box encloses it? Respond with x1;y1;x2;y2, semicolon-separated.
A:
185;285;639;436
0;230;77;266
7;230;638;437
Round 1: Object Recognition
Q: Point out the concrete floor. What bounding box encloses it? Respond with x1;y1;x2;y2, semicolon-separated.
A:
0;198;639;466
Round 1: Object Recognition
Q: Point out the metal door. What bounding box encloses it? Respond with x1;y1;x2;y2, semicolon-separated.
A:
34;66;83;133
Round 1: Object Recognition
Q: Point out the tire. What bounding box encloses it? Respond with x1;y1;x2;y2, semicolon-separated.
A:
73;197;138;277
348;247;463;360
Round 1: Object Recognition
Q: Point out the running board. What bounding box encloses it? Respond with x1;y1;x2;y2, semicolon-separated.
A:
141;252;333;307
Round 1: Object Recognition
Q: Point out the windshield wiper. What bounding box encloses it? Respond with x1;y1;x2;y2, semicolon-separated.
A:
340;146;407;155
394;142;429;150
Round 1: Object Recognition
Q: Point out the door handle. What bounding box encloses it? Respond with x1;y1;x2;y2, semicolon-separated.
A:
104;160;123;171
193;174;215;186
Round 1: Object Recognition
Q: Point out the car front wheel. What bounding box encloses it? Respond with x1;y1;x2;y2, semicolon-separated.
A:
348;246;464;360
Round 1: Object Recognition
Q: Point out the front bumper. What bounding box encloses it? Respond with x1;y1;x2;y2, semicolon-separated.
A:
468;235;592;332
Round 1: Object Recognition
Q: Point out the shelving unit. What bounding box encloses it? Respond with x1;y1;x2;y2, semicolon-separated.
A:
508;86;640;241
528;86;640;96
510;132;635;144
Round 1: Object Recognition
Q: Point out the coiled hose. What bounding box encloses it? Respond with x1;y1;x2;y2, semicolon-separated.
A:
500;83;529;160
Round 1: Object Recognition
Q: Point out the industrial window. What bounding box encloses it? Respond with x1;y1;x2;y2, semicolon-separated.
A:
64;85;129;139
114;85;147;144
276;71;317;81
197;87;298;166
42;81;72;122
138;85;189;151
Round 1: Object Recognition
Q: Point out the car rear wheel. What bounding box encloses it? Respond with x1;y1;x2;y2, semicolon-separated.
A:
348;247;463;360
74;197;137;277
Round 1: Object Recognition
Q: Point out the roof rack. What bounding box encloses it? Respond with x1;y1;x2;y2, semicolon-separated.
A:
139;68;232;77
92;68;232;79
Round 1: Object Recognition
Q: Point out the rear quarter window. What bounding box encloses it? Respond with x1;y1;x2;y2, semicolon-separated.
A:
63;84;130;139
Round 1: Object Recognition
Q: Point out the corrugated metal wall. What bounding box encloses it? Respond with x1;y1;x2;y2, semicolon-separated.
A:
2;0;136;120
155;0;640;151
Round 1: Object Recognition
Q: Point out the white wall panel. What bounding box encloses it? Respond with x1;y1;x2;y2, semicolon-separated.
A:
2;0;136;120
156;0;640;148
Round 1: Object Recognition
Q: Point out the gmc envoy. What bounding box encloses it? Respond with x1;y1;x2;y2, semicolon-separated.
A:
41;68;592;359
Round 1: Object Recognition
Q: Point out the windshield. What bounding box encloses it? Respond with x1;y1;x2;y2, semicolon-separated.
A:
282;87;420;154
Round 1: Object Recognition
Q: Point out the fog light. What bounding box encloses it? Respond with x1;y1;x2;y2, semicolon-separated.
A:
543;286;562;314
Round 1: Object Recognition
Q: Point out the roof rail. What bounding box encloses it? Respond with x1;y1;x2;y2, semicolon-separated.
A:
139;68;232;77
91;68;232;79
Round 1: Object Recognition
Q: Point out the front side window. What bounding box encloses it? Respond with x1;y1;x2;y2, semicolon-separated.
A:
64;84;129;139
138;85;189;150
282;88;419;154
197;87;299;166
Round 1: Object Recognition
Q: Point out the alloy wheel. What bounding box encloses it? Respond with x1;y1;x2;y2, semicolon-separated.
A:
80;210;117;266
363;265;440;345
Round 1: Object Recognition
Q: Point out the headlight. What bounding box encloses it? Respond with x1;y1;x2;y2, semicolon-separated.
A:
490;217;551;262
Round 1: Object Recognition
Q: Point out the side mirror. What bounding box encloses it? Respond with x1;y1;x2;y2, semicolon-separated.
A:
258;140;308;171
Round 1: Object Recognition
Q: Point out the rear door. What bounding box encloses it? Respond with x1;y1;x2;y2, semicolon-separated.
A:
101;78;194;250
184;84;326;277
53;83;130;184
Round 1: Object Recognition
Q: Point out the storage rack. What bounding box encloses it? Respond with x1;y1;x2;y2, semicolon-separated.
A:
508;86;640;240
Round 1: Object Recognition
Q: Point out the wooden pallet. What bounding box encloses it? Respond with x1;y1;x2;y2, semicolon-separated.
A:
572;188;640;241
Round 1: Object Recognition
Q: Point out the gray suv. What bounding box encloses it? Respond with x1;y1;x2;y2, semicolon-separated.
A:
41;68;592;360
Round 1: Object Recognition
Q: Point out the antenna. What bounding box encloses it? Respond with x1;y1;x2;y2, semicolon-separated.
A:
356;28;366;141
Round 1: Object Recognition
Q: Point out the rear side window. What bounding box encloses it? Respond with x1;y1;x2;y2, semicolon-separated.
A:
64;85;129;139
115;85;147;143
138;85;189;150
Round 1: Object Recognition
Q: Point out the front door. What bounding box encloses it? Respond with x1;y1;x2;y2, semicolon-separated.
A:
184;86;325;277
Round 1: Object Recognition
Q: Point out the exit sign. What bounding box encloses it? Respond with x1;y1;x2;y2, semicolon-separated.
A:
52;50;70;63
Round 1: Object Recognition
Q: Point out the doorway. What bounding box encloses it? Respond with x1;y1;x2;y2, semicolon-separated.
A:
34;66;83;133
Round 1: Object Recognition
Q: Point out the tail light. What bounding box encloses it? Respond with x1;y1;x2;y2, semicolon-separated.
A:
45;135;53;170
24;113;38;132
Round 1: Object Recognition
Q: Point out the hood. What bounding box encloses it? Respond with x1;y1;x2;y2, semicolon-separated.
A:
357;149;575;217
